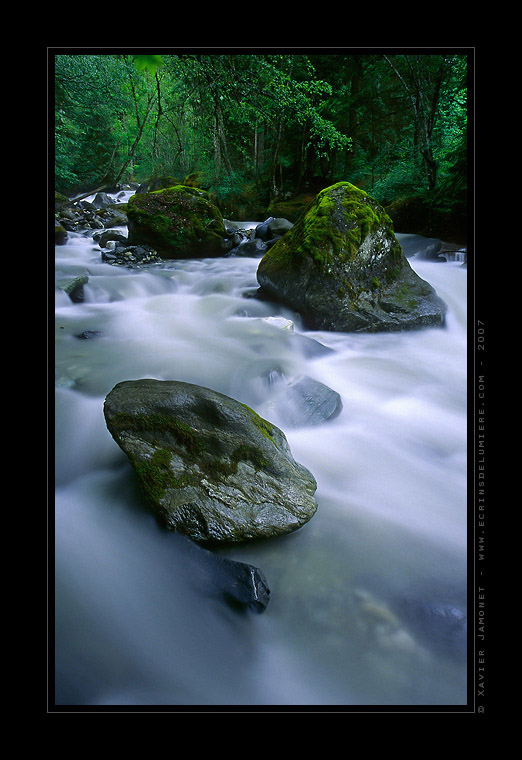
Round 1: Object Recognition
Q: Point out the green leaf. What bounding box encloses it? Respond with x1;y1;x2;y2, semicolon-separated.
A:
133;54;163;74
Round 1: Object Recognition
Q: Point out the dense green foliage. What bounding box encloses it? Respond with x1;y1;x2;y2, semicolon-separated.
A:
53;51;468;217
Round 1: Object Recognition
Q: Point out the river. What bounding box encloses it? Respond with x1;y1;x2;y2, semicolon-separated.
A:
53;193;468;708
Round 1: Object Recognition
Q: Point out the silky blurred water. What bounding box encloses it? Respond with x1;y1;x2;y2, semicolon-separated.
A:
54;208;468;707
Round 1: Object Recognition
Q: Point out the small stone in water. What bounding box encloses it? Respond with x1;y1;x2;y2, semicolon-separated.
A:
75;330;103;340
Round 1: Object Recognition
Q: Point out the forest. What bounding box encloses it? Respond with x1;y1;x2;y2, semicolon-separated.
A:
53;50;469;241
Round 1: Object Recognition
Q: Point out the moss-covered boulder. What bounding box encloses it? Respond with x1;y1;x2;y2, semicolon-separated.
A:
126;185;229;259
55;191;70;211
183;172;203;188
104;379;318;544
257;182;447;332
55;220;68;245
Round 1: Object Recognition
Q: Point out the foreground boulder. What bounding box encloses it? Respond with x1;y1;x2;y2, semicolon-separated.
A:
126;185;229;259
104;379;318;543
257;182;447;332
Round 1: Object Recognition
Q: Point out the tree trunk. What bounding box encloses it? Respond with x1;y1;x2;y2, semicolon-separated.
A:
271;118;283;197
62;92;154;206
422;145;438;191
384;54;446;192
346;57;362;176
296;122;308;193
213;115;221;177
65;183;112;205
112;95;154;185
217;110;233;174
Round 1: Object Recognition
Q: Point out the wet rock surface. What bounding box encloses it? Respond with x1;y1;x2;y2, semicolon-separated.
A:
104;379;318;544
257;182;447;333
126;185;229;259
56;274;89;303
259;373;343;429
184;537;271;613
101;243;162;268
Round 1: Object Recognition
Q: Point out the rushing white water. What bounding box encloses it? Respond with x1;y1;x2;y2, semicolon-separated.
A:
54;203;468;708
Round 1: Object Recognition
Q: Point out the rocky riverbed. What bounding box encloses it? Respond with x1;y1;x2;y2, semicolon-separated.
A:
54;182;468;706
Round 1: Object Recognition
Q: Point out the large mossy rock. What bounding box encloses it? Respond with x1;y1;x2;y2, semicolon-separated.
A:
55;191;70;211
55;220;68;245
126;185;229;259
103;379;318;544
257;182;447;332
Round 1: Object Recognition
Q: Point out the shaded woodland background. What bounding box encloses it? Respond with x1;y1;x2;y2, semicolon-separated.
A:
54;52;468;240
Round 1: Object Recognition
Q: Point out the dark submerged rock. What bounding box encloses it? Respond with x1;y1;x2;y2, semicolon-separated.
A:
103;379;318;544
187;539;270;613
214;555;270;613
355;572;467;661
257;182;447;333
392;597;467;660
75;330;103;340
261;374;343;428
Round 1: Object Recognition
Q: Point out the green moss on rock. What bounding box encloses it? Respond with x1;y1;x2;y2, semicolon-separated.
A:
55;221;68;245
55;191;69;210
131;447;177;502
127;185;228;259
261;183;402;274
240;403;276;442
257;181;446;333
112;410;203;457
103;379;318;543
